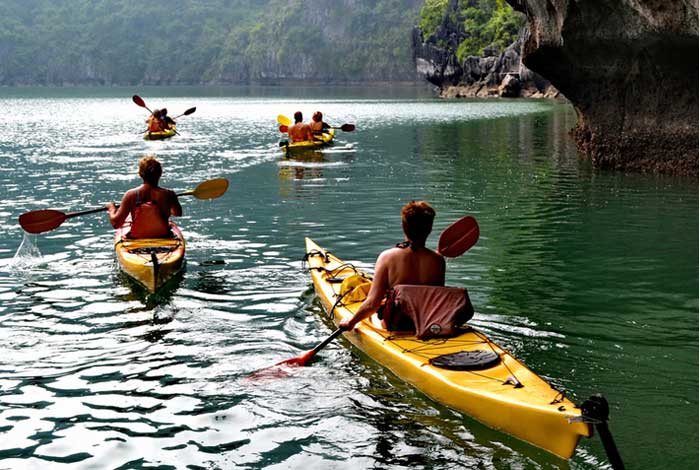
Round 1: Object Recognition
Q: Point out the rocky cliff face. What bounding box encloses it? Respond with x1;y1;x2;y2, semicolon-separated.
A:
506;0;698;175
413;1;558;99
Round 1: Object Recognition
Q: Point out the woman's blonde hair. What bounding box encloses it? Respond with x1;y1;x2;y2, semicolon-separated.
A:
138;156;162;185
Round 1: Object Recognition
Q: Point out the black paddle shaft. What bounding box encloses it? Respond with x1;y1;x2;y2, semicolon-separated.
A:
310;328;344;356
581;395;624;469
65;187;196;220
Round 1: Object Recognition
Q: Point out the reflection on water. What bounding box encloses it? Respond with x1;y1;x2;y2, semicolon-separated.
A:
0;88;697;470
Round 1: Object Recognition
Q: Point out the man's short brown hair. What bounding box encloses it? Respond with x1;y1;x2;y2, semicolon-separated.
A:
401;200;436;243
138;156;162;185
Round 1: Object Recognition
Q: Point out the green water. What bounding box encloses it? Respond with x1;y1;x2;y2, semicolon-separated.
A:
0;86;697;469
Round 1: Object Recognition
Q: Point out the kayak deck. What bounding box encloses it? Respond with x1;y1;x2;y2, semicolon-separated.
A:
114;222;185;293
143;125;176;140
304;237;592;459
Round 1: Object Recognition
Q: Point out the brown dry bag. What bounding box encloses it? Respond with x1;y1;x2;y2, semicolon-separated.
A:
382;284;474;339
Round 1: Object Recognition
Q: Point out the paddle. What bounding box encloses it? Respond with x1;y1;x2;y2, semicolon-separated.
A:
247;328;345;379
164;108;195;136
18;178;229;234
250;214;480;376
277;114;292;126
172;107;196;119
132;95;153;113
437;215;479;258
278;123;355;133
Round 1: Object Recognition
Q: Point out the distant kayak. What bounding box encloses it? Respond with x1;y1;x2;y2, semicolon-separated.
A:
143;125;176;141
114;221;185;293
304;237;594;459
280;129;335;153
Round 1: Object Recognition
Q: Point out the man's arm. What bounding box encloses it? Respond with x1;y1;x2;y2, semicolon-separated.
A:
339;252;390;330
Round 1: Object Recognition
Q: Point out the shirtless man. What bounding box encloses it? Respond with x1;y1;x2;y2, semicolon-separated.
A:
339;200;445;331
106;156;182;238
287;111;314;142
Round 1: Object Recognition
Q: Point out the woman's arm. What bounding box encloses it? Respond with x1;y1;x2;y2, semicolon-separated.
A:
107;191;133;228
169;190;182;217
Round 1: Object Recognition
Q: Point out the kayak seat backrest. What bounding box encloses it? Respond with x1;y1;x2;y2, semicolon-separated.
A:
382;285;474;339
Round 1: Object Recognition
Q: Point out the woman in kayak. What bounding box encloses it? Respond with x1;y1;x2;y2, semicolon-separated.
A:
339;200;446;331
288;111;314;142
146;109;163;132
309;111;329;136
106;156;182;238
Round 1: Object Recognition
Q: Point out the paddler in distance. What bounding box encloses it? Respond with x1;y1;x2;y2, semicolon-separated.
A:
309;111;330;137
146;109;164;132
339;200;446;331
159;108;176;130
287;111;314;143
106;156;182;238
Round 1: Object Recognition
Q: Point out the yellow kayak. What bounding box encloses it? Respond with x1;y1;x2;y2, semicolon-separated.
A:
281;129;335;153
114;222;185;293
304;237;593;459
143;125;176;140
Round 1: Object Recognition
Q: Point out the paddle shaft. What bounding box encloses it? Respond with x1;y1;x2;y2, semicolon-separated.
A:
77;188;197;216
309;328;344;357
279;124;354;133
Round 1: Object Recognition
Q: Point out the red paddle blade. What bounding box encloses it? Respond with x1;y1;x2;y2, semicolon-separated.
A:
340;123;355;132
279;124;289;133
438;215;479;258
245;351;312;381
132;95;146;107
19;209;67;234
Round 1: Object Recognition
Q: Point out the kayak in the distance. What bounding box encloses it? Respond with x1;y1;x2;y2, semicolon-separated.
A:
280;129;335;153
114;221;185;293
143;125;176;141
303;237;594;459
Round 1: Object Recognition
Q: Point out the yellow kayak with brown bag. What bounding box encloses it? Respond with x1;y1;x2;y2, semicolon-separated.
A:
302;236;606;460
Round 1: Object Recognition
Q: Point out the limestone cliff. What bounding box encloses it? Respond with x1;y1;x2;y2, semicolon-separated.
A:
413;0;557;99
506;0;699;175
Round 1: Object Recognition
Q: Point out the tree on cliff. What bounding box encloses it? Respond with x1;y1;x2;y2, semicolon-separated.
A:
418;0;524;61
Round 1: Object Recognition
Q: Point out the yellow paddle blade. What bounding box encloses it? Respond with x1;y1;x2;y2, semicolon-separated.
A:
190;178;229;200
277;114;292;126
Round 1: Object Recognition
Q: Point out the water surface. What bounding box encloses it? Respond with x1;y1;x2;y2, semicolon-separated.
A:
0;86;697;469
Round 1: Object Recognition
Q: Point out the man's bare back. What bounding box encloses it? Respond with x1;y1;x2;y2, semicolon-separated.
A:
338;200;445;331
288;122;313;142
378;245;445;288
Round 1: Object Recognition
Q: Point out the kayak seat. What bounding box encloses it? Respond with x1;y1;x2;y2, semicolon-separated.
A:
128;245;178;255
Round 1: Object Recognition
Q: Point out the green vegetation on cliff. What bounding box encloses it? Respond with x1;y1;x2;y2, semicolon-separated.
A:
0;0;424;85
419;0;524;61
